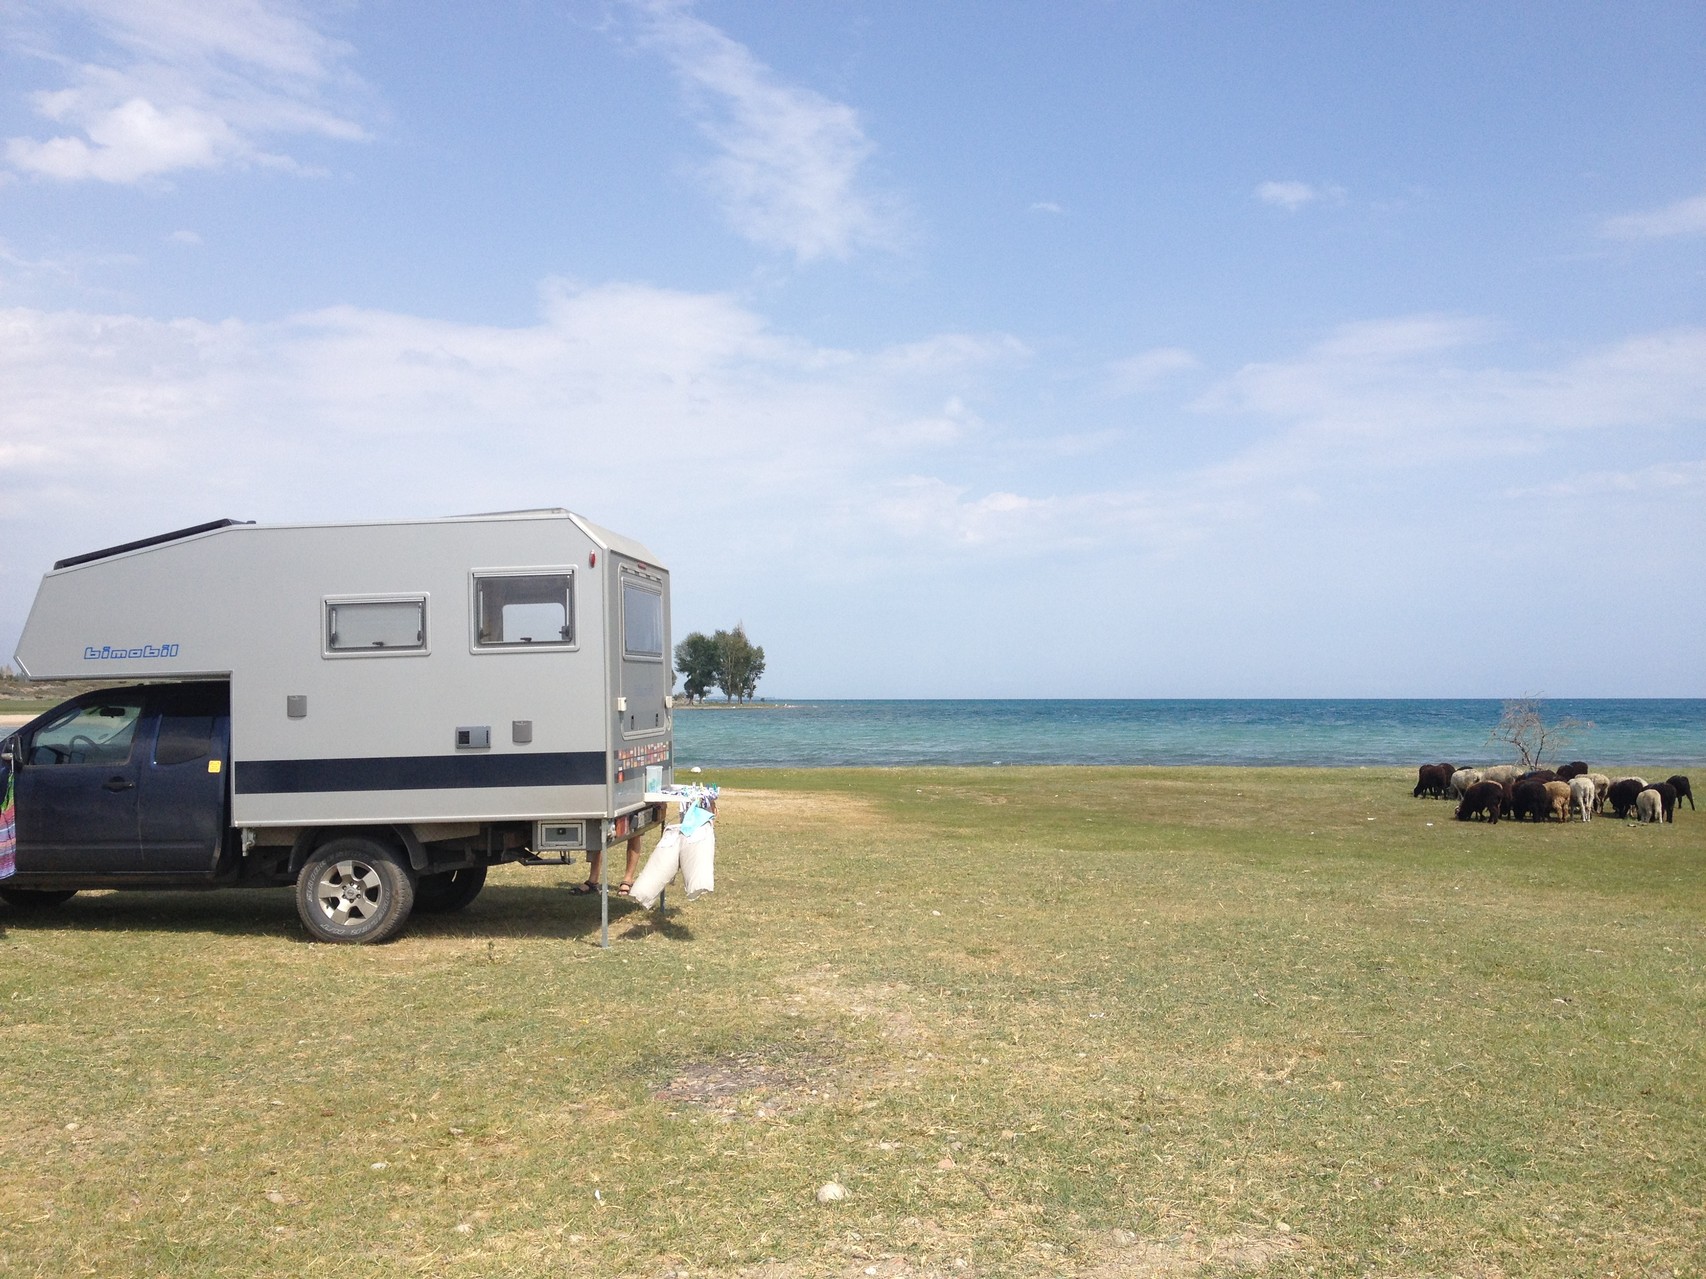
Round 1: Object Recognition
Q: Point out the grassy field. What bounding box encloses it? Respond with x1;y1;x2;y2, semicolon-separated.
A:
0;676;107;717
1;766;1701;1278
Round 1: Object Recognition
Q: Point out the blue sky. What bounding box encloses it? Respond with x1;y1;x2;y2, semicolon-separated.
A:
2;0;1702;696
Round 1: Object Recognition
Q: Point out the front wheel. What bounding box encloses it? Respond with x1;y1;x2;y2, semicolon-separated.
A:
295;838;415;944
414;865;487;914
0;888;79;910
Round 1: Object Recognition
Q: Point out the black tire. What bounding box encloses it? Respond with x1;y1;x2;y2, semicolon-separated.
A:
295;837;415;944
0;888;79;909
413;865;488;914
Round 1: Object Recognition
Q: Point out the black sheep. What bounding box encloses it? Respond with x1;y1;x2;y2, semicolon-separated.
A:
1666;774;1694;811
1516;769;1559;786
1456;780;1505;823
1607;778;1646;819
1556;761;1589;781
1508;780;1552;822
1651;782;1678;823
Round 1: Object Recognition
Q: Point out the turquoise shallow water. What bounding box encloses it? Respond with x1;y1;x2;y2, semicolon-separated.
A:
672;699;1706;770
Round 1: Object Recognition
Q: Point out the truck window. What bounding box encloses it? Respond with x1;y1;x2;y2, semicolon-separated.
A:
473;572;574;648
325;598;426;654
28;698;144;766
622;580;663;658
155;714;215;767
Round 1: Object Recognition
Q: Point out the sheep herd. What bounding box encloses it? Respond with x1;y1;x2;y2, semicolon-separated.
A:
1412;761;1695;825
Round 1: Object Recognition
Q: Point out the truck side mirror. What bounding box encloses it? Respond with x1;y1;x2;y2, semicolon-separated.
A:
0;739;16;768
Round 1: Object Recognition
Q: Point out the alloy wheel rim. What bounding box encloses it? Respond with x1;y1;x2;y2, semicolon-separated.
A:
315;859;383;926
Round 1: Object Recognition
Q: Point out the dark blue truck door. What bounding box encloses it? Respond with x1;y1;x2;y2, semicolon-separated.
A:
137;683;231;875
14;691;148;873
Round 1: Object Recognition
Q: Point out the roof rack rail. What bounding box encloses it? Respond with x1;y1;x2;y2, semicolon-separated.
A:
54;518;255;570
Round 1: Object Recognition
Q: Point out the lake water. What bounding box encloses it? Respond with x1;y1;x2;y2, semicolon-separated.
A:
672;699;1706;770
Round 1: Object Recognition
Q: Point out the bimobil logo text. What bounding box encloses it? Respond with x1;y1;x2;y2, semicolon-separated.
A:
84;643;181;660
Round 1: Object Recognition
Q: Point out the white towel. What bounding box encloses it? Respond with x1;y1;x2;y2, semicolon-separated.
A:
628;826;681;909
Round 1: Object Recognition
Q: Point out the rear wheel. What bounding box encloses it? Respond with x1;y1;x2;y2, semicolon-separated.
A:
295;838;415;944
0;888;78;909
414;865;487;913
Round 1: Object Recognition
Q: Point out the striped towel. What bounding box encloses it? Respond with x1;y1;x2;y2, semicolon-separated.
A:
0;772;15;880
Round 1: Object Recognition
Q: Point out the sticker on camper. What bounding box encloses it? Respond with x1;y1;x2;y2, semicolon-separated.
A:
84;643;181;661
208;760;222;774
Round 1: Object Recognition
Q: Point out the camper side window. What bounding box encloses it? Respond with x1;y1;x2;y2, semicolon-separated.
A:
473;572;574;648
324;598;427;655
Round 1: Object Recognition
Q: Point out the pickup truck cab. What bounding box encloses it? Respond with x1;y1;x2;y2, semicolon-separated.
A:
5;682;229;883
1;681;514;941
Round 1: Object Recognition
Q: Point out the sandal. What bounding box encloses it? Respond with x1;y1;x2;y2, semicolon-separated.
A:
568;880;599;895
616;882;634;896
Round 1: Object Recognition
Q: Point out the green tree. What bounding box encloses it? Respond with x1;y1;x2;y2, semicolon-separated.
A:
673;632;719;703
712;625;766;703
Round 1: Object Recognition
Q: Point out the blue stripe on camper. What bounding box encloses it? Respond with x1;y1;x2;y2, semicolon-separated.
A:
235;751;606;794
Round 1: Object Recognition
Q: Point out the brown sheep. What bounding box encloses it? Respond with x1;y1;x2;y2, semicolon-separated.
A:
1413;763;1452;798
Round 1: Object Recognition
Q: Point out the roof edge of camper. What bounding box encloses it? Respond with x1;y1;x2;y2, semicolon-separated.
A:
53;518;256;571
451;507;571;519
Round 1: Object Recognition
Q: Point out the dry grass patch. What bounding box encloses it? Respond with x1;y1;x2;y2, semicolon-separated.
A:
1086;1226;1301;1277
654;1049;844;1118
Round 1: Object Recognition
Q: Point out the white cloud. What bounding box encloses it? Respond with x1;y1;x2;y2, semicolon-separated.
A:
1306;313;1493;361
5;289;1704;652
1255;179;1346;211
1105;346;1199;394
872;476;1042;547
1504;458;1706;500
1206;317;1706;442
0;284;1024;582
624;0;900;260
9;96;241;181
1029;200;1064;215
4;293;1703;694
0;238;138;298
1602;191;1706;240
5;0;369;183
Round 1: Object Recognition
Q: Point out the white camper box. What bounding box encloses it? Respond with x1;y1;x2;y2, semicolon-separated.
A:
14;510;672;870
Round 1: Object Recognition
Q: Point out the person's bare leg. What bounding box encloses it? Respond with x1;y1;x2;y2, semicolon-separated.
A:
574;848;603;894
618;833;643;891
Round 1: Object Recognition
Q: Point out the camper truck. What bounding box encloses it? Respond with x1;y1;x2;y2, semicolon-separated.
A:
0;511;672;942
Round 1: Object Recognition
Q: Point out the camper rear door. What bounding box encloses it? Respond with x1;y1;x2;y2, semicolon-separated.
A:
617;566;668;737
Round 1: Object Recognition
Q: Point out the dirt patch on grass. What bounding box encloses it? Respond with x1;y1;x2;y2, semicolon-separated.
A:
653;1049;843;1118
1086;1227;1301;1276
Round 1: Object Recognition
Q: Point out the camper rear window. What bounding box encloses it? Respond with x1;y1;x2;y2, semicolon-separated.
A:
474;573;574;648
325;598;427;654
623;580;664;658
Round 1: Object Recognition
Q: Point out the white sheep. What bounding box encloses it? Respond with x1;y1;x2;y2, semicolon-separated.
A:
1636;789;1663;823
1586;773;1611;813
1449;768;1485;800
1569;775;1596;822
1482;764;1522;786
